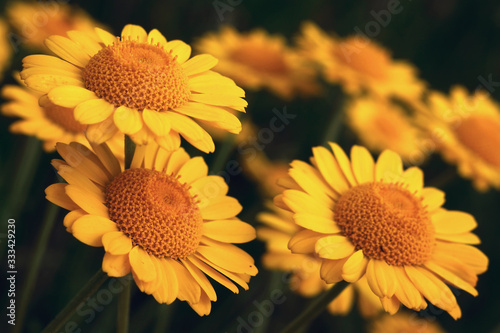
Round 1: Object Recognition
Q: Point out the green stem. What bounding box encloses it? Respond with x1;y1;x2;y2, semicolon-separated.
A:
14;203;59;333
210;133;237;174
0;138;42;249
41;269;109;333
116;277;131;333
280;281;350;333
153;303;175;333
124;135;136;170
321;104;345;146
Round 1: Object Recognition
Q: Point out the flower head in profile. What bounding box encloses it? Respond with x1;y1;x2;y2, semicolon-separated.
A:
46;141;257;315
275;143;488;319
7;1;100;50
1;75;123;155
370;312;445;333
21;24;247;153
297;22;425;102
346;96;428;164
195;26;320;99
258;205;381;317
418;86;500;191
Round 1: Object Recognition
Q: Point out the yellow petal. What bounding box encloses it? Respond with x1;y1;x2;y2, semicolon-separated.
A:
401;167;424;193
197;243;257;275
102;252;131;277
431;210;477;234
312;146;350;195
200;196;242;220
165;40;191;64
142;109;171;136
342;250;368;282
366;260;397;298
424;261;477;296
320;258;348;283
95;27;117;46
72;215;118;247
293;213;340;234
45;183;78;211
281;189;334;219
350;145;375;184
287;230;323;254
48;86;97;108
189;93;247;109
24;75;83;94
121;24;147;42
187;256;239;293
45;35;90;67
65;185;109;218
147;29;167;46
315;235;355;260
203;220;255;243
170;260;201;303
182;54;218;76
393;267;425;310
177;156;208;184
375;150;403;182
129;246;156;282
329;142;357;186
86;116;119;144
63;209;85;232
74;98;115;124
422;188;445;212
181;258;217;301
102;231;133;255
114;106;143;134
289;160;337;205
163;112;215;153
22;54;80;72
66;30;102;57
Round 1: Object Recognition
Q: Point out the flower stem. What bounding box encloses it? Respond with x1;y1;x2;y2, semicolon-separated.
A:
117;277;131;333
280;280;350;333
210;133;237;173
124;135;136;170
0;138;42;251
41;269;109;333
14;203;59;333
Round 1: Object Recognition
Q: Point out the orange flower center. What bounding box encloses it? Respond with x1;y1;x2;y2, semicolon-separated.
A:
105;168;203;259
334;182;434;266
231;40;288;74
82;40;190;111
335;37;390;79
42;102;87;133
454;115;500;168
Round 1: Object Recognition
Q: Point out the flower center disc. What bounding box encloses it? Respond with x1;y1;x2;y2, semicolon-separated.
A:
43;102;87;133
82;40;191;111
454;115;500;168
105;168;203;259
335;37;390;79
334;182;434;266
231;41;288;74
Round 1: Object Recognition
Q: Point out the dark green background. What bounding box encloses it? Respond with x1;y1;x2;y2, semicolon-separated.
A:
1;0;500;332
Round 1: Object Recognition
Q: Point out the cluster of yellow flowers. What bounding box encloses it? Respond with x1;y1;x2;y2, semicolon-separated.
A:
0;2;495;332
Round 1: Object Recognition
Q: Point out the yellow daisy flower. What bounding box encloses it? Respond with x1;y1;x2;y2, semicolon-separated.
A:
7;1;100;50
275;143;488;319
45;141;258;315
370;312;445;333
195;26;320;99
257;205;381;317
1;76;123;155
297;22;425;102
20;24;247;153
419;86;500;191
0;19;12;81
346;96;429;164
